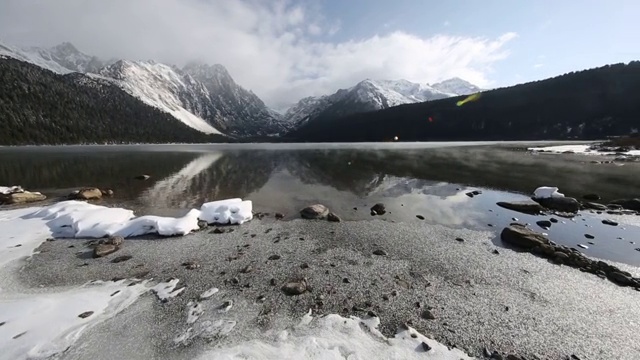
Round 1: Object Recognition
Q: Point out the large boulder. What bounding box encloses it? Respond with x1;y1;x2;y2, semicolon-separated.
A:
609;198;640;211
0;191;46;204
500;224;550;249
533;196;580;213
300;204;329;219
496;201;544;215
71;188;103;200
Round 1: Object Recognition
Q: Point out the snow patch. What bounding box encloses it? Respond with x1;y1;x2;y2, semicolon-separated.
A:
533;187;565;199
199;287;219;300
0;186;24;195
0;280;150;360
528;144;640;156
197;312;473;360
199;199;253;225
151;279;185;302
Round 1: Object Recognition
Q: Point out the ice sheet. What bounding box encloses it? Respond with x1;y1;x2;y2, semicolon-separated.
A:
528;144;640;156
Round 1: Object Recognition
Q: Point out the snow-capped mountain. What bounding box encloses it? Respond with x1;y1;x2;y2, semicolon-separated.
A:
0;40;103;74
282;78;481;129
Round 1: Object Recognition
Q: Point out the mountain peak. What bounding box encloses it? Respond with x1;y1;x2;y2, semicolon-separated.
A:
51;42;80;54
432;77;481;95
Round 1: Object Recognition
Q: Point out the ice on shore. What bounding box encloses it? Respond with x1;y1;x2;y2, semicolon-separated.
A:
151;278;185;302
199;198;253;225
528;144;640;156
533;186;565;199
0;185;24;194
199;312;473;360
0;280;150;360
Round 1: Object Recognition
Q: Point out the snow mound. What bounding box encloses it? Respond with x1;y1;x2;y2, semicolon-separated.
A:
22;198;252;238
199;311;473;359
200;199;253;225
0;186;24;195
0;280;149;360
533;186;565;199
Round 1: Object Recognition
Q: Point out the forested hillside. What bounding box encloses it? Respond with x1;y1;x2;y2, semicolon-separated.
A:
0;58;227;145
289;62;640;142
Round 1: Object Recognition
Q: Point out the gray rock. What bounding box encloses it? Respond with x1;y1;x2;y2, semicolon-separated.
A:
554;252;569;263
78;311;94;319
533;196;580;213
584;234;595;239
106;236;124;246
372;249;388;256
422;342;432;351
584;202;608;210
370;203;386;215
496;201;544;215
536;220;552;229
240;265;253;273
72;188;103;200
500;224;550;249
275;212;285;220
416;215;425;220
610;198;640;211
268;254;281;260
327;212;341;222
607;204;623;210
0;191;47;205
300;204;329;219
421;309;436;320
281;278;308;296
93;244;118;258
111;255;132;263
608;272;634;286
602;219;619;226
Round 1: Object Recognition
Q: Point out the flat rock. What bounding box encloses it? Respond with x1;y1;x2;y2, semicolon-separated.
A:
421;309;436;320
72;188;103;200
93;244;118;258
327;212;341;222
602;219;619;226
281;278;308;296
536;220;552;229
584;202;608;210
0;191;47;204
533;196;580;213
300;204;329;219
608;272;634;286
372;249;388;256
416;215;425;220
500;224;550;249
496;201;544;215
610;198;640;211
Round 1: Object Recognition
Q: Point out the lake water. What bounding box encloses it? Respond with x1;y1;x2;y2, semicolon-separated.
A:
1;142;639;265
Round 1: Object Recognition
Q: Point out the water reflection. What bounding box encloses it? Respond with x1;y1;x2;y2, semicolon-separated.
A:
1;145;639;264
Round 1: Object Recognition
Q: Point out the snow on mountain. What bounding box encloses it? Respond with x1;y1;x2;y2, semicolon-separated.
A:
432;77;482;96
283;78;480;129
0;40;103;74
97;60;219;134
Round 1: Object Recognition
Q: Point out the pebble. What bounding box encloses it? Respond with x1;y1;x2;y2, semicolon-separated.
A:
78;311;94;319
372;249;388;256
111;255;132;263
455;237;465;242
421;342;432;351
275;213;284;219
602;219;619;226
269;278;277;286
421;309;436;320
343;278;350;284
240;265;253;273
584;234;595;239
268;255;281;260
492;249;500;255
300;263;309;269
416;215;425;220
382;295;389;301
281;279;308;296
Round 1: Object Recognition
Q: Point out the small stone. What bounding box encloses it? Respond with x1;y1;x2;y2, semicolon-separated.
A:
268;254;281;260
301;204;330;219
372;249;388;256
421;341;432;352
275;212;284;220
212;228;225;234
550;218;559;223
327;212;341;222
391;290;398;296
367;310;378;318
608;272;634;286
343;278;350;284
584;234;595;239
106;236;124;246
13;332;27;339
182;261;200;270
281;278;308;296
111;255;132;263
421;309;436;320
300;263;310;269
455;237;465;242
78;311;94;319
483;348;492;357
602;219;618;226
0;321;5;326
93;244;118;258
231;277;240;284
382;295;389;301
240;265;253;273
536;220;552;229
269;278;277;286
370;203;386;215
416;215;425;220
134;174;150;180
256;295;266;303
492;249;500;255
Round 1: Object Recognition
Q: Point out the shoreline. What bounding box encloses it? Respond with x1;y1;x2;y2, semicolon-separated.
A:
2;204;640;359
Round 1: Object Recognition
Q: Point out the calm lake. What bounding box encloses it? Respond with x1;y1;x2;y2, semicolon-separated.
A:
1;142;639;265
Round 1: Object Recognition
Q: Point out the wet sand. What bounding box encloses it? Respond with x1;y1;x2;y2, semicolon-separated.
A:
16;217;640;359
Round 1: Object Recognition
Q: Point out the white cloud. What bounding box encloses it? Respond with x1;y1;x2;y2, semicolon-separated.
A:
533;63;544;68
0;0;516;108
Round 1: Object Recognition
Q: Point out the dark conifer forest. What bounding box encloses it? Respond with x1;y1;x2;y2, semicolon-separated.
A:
289;62;640;142
0;58;226;145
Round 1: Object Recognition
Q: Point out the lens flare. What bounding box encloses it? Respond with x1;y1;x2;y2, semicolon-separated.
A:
456;93;481;107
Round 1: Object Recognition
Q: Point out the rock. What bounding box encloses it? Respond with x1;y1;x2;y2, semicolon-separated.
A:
240;265;253;273
549;217;558;223
300;204;329;219
416;215;425;220
78;311;94;319
584;202;608;210
268;254;281;260
342;278;350;284
492;249;500;255
370;203;386;215
421;342;432;352
0;191;47;204
275;212;284;220
500;224;549;249
584;234;595;239
577;244;589;249
465;192;475;198
372;249;388;256
100;189;114;197
496;201;544;214
281;278;308;296
269;278;277;286
536;220;552;229
583;193;601;201
607;204;623;210
300;263;309;269
327;212;341;222
212;228;225;234
106;236;124;246
608;272;634;286
93;244;118;258
134;175;150;180
111;255;132;263
421;309;436;320
533;196;580;213
72;188;103;200
610;198;640;211
602;219;619;226
554;251;569;263
182;261;200;270
455;237;465;242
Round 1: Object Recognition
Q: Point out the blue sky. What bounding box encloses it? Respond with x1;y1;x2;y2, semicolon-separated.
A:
0;0;638;106
319;0;640;87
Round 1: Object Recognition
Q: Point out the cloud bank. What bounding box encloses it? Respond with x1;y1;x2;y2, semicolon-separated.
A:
0;0;516;108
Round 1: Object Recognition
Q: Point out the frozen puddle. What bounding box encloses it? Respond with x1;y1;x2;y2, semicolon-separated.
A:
0;280;150;360
197;311;473;359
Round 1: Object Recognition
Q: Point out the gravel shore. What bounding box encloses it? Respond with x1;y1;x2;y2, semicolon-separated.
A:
15;216;640;359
